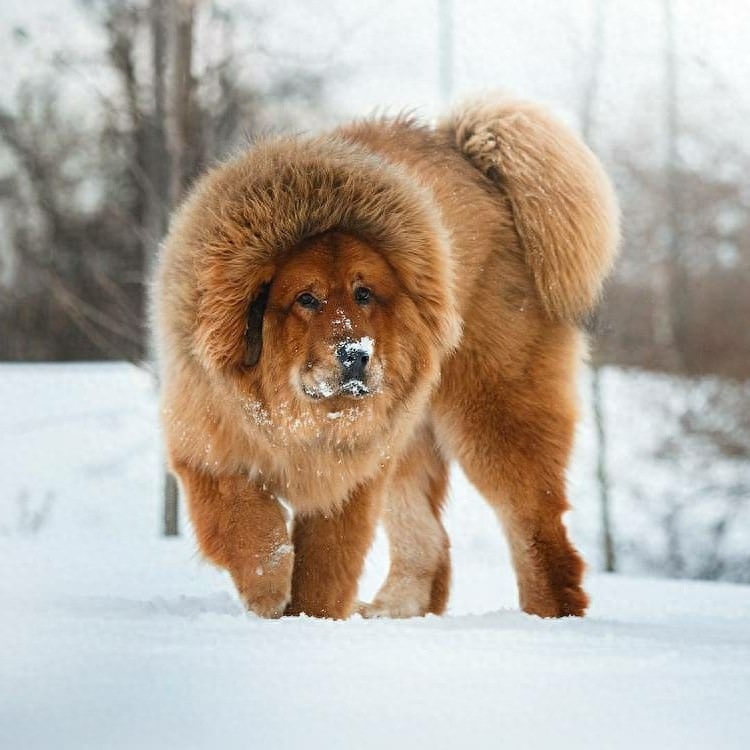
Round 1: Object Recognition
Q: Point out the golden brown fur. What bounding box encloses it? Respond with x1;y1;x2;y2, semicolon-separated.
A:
153;96;619;619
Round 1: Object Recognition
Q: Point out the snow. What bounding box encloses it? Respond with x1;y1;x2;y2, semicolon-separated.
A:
342;335;374;357
332;307;354;332
1;363;749;749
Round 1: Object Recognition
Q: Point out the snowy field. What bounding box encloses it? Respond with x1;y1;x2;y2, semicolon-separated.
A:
1;363;749;749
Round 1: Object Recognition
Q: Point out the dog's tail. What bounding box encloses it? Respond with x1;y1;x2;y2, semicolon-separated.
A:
440;97;620;321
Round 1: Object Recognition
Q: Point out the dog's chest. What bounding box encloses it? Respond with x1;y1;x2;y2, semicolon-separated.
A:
265;443;389;513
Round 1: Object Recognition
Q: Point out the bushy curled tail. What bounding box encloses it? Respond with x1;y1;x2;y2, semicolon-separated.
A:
441;98;620;321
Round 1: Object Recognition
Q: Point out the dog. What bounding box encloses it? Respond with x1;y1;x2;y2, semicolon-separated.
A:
153;97;619;619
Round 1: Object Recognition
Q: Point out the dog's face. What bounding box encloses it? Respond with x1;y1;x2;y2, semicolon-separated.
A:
272;236;389;401
239;232;433;443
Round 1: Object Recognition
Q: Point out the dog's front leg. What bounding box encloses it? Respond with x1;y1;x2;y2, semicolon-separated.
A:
174;461;294;618
286;480;382;619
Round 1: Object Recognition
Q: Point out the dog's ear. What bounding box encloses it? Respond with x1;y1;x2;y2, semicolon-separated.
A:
244;282;271;367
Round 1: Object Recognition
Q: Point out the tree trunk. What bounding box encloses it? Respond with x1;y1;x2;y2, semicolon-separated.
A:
159;0;196;537
150;0;170;246
580;0;616;572
663;0;688;371
168;0;196;209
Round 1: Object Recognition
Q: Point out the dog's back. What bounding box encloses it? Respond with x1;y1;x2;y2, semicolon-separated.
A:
338;98;619;326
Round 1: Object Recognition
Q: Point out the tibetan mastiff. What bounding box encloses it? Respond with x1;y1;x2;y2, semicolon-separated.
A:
153;97;619;619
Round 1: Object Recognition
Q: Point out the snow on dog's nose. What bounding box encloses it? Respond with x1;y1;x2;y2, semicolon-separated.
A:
336;338;371;380
336;337;373;395
298;337;377;400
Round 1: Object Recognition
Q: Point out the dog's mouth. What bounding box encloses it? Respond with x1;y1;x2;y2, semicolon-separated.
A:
340;379;370;397
302;379;371;401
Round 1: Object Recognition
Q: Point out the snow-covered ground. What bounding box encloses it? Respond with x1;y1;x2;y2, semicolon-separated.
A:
1;363;749;749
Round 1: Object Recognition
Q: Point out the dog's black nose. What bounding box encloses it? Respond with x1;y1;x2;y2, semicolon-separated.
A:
336;341;370;382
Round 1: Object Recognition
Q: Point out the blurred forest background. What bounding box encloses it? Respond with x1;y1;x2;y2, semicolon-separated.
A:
0;0;748;583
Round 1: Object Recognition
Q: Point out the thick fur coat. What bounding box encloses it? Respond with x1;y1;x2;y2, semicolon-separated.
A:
153;97;619;619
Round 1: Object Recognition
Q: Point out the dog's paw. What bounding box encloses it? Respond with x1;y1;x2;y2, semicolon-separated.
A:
521;585;589;619
233;546;294;619
356;593;429;619
241;588;291;619
241;587;290;619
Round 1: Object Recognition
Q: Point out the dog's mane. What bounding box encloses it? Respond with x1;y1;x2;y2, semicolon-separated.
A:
160;134;461;373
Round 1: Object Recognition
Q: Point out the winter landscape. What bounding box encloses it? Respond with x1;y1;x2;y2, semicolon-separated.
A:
1;363;749;749
2;0;750;748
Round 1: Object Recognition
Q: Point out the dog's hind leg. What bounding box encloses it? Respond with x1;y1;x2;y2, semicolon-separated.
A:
434;348;589;618
359;424;451;618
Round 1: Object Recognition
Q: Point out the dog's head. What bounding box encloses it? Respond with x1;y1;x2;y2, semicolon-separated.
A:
166;135;461;445
257;233;392;403
194;230;437;443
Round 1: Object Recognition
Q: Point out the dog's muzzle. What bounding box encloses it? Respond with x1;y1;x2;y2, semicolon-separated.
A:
300;338;375;400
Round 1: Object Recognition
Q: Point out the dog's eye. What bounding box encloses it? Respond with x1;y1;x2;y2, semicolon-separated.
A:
297;292;320;310
354;287;372;305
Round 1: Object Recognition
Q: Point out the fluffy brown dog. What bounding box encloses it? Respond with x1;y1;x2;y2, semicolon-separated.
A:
153;97;619;619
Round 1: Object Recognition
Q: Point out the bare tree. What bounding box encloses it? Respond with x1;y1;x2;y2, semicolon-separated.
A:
167;0;197;208
149;0;170;245
1;0;329;540
161;0;197;537
662;0;687;370
580;0;616;573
